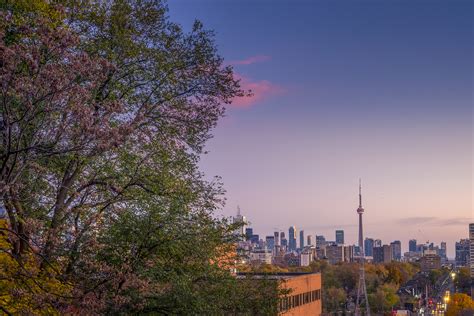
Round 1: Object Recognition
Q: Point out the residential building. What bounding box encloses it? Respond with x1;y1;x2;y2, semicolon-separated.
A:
420;250;441;272
373;244;392;263
325;244;345;264
249;249;272;265
455;239;470;267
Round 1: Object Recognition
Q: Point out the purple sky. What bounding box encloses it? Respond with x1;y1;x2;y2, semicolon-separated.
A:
168;0;473;258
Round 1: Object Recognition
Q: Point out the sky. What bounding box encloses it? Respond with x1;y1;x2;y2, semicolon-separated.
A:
168;0;473;258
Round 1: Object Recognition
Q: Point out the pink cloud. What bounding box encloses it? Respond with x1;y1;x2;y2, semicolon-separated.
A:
229;55;271;65
231;74;285;108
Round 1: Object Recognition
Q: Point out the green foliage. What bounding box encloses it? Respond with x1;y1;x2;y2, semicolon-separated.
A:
0;0;262;314
454;267;472;295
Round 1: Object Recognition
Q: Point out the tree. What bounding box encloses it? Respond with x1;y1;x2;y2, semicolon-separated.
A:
0;0;259;313
323;287;347;313
446;293;474;316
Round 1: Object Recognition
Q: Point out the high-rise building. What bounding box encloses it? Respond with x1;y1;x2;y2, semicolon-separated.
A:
265;236;275;251
336;230;344;245
455;239;470;267
326;244;345;264
307;235;313;246
315;235;326;248
390;240;402;261
439;242;447;260
470;223;474;279
250;234;259;244
374;239;382;248
281;232;288;249
300;230;305;249
245;228;253;241
289;226;297;251
420;250;441;272
373;244;393;263
232;206;247;240
409;239;417;252
364;238;374;257
274;231;280;246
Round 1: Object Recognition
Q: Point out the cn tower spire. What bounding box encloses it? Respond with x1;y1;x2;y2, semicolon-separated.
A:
355;179;370;316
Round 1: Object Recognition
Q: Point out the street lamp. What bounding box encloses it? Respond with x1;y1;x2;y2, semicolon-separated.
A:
450;272;456;280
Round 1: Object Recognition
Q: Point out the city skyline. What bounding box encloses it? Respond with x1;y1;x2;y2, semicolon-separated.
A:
168;1;472;260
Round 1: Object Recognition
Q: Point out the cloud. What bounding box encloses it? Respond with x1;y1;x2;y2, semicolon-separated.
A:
397;217;437;225
231;74;285;108
229;55;271;65
396;216;470;226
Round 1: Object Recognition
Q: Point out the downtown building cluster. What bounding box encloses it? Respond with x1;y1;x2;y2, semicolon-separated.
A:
232;209;471;274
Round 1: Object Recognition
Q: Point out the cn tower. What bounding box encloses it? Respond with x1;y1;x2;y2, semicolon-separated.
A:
355;179;370;315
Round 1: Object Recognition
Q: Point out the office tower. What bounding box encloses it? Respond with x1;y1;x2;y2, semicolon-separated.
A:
373;244;393;263
364;238;374;257
440;242;447;260
315;235;326;248
245;228;253;241
250;234;259;244
455;239;470;267
274;231;280;246
265;236;275;250
299;230;305;249
409;239;417;252
307;235;313;246
289;226;297;251
336;230;344;245
390;240;402;261
355;180;370;316
232;206;247;240
470;224;474;279
280;231;288;249
373;239;381;248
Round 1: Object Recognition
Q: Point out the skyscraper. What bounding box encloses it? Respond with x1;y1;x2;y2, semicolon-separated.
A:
315;235;326;248
390;240;402;261
245;228;253;241
232;206;247;240
455;239;469;267
299;230;305;249
280;232;288;249
364;238;374;257
307;235;313;246
335;230;344;245
440;242;447;260
289;226;297;251
265;236;275;251
355;180;370;316
274;231;280;246
409;239;417;252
